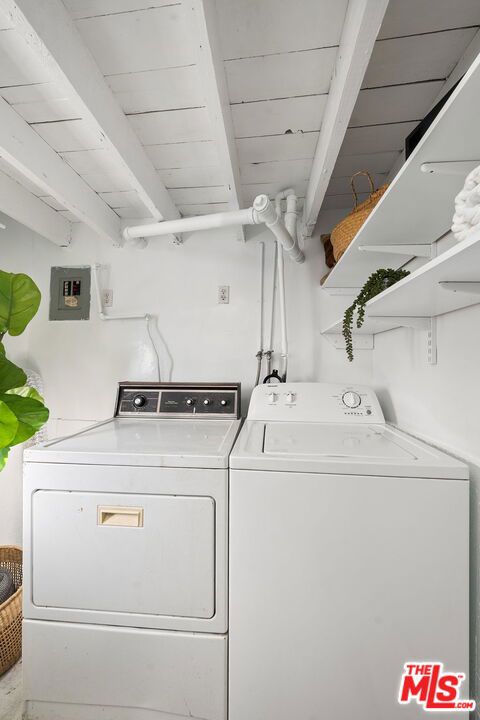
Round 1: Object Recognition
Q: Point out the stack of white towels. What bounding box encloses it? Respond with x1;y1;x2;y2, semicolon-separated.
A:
452;164;480;241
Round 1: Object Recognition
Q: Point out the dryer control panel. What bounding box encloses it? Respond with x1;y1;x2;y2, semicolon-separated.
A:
115;382;241;419
248;383;385;423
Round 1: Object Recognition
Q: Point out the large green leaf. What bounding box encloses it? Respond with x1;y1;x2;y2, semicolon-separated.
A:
0;270;41;336
7;385;44;403
0;398;19;447
0;353;27;393
0;447;9;471
0;393;49;446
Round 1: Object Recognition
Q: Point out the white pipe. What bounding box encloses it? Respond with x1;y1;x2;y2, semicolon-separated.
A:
123;194;305;264
123;207;256;241
258;241;265;353
255;241;265;386
277;242;288;381
253;195;305;264
265;241;277;376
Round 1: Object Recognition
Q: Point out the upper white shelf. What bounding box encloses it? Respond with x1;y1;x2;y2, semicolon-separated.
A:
322;228;480;337
322;50;480;291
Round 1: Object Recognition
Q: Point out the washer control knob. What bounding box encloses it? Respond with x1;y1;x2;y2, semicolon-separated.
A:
186;398;195;406
268;392;278;405
342;391;361;409
220;399;228;406
133;394;147;408
285;392;296;404
203;398;211;406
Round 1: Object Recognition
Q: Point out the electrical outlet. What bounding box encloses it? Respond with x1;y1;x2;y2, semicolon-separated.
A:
218;285;230;304
102;289;113;307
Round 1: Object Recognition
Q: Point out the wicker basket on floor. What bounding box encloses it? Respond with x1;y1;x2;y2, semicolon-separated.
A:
0;546;22;676
331;171;389;261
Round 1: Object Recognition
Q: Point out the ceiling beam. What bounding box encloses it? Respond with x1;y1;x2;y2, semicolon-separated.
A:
2;0;180;224
186;0;245;240
303;0;390;236
0;95;121;244
0;170;71;247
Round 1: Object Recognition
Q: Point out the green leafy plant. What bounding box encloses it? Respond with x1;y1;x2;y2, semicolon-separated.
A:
343;268;410;362
0;270;49;470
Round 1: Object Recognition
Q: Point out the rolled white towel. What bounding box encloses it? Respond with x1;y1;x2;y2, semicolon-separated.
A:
452;164;480;241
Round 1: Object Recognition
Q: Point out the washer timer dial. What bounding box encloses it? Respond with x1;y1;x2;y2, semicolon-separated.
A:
342;391;361;409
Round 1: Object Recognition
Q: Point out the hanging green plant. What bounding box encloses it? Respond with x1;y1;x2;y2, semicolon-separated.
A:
0;269;49;470
343;268;410;362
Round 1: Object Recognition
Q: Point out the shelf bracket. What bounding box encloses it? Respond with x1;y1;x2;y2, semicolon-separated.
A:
358;244;435;258
439;281;480;295
371;316;437;364
420;161;480;176
322;334;374;351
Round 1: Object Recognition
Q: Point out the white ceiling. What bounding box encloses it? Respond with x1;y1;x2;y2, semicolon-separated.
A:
0;0;478;230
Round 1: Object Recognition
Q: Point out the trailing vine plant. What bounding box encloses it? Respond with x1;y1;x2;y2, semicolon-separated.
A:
343;268;410;362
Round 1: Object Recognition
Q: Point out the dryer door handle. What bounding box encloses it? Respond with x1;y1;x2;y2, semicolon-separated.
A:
97;505;144;528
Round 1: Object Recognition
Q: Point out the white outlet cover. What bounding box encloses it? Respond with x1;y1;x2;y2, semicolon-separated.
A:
218;285;230;304
102;289;113;307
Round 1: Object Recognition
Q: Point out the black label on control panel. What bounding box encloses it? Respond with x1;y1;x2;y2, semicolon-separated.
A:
159;391;235;414
115;383;240;418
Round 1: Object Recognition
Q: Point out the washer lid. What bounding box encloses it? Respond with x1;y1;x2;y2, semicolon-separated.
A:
25;417;242;469
264;423;415;460
231;421;468;479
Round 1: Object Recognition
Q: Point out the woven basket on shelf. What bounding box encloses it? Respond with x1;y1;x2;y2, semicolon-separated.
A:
0;546;22;676
331;171;389;262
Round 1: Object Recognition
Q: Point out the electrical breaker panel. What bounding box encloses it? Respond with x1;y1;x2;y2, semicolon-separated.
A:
49;266;91;321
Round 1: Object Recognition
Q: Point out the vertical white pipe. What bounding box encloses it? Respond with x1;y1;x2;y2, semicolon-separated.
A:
277;241;288;380
266;241;278;375
255;241;265;386
272;192;289;380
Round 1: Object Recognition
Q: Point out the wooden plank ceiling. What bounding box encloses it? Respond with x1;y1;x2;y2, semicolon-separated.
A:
0;0;478;235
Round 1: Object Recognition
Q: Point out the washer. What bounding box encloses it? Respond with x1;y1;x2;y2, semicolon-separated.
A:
229;382;469;720
23;382;242;720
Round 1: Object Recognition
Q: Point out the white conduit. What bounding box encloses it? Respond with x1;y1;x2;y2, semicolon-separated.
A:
92;264;163;381
274;190;292;381
255;241;265;386
123;194;305;264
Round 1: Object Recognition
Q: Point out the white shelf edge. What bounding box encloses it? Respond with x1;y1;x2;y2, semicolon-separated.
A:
321;228;480;341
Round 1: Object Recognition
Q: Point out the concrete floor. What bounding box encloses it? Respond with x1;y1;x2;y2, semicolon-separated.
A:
0;661;22;720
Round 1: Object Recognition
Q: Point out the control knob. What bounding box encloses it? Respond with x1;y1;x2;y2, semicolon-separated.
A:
186;398;195;406
203;398;211;406
220;399;229;406
342;391;361;409
133;394;147;408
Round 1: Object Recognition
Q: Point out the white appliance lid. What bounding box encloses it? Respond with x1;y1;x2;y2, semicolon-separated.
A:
25;417;242;469
264;423;416;460
231;420;468;479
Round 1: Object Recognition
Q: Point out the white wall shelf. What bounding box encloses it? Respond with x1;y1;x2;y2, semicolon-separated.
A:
321;229;480;362
322;49;480;291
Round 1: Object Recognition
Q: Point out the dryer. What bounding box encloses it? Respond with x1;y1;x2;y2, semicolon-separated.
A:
23;382;242;720
229;382;470;720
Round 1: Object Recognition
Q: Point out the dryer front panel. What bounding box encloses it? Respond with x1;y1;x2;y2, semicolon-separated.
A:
23;462;228;633
32;491;215;619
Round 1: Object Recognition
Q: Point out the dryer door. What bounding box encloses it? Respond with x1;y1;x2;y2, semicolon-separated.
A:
32;490;215;619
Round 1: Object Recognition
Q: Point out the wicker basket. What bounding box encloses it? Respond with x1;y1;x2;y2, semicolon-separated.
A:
0;546;22;676
331;171;388;262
